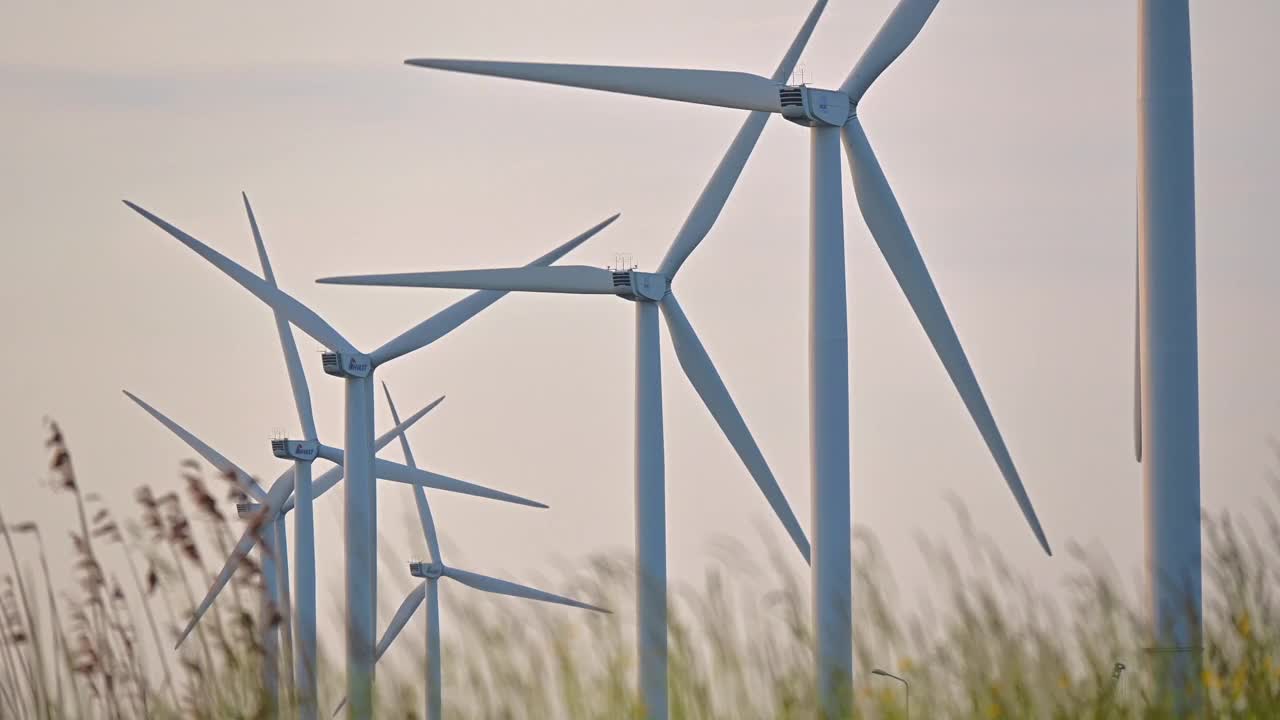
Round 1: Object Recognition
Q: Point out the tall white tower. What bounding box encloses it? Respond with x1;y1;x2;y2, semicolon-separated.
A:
1138;0;1201;707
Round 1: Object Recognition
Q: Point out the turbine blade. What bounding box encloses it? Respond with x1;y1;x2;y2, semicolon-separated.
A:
658;0;828;277
658;294;810;562
313;445;547;509
841;119;1051;556
371;459;547;509
371;213;619;365
320;265;617;294
444;567;608;613
406;60;782;113
331;582;428;718
383;382;442;564
122;390;268;502
282;394;446;514
376;582;426;660
840;0;940;104
175;477;294;647
245;193;319;441
124;201;358;356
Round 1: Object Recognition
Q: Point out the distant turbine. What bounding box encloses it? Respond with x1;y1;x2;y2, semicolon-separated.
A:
329;383;609;719
125;198;617;717
234;500;283;710
1136;0;1201;706
123;389;461;638
322;6;826;717
395;0;1051;712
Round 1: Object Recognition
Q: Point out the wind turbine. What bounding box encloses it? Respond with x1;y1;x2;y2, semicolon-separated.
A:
124;198;617;718
391;0;1052;712
328;383;609;719
122;389;291;705
1136;0;1200;706
320;7;826;718
233;500;284;710
124;387;504;711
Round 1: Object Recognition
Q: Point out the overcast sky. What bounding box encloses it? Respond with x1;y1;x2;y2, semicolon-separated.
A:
2;0;1278;671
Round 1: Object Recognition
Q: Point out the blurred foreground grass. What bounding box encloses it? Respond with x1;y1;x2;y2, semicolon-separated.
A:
1;422;1276;718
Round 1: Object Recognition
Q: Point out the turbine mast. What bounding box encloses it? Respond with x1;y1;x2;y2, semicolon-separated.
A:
1138;0;1201;709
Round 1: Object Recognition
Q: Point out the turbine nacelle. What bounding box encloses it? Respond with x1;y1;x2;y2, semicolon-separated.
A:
322;351;373;378
271;438;319;462
236;502;264;520
409;561;444;580
779;86;851;128
615;270;668;302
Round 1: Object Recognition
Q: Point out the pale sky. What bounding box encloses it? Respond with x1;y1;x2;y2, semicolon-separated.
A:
2;0;1278;669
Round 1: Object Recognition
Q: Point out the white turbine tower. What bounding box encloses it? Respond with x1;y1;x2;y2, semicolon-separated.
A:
392;0;1051;712
1136;0;1200;706
328;383;609;719
321;8;828;717
125;198;618;718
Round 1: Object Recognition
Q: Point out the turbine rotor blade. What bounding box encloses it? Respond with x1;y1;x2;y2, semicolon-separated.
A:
123;390;268;502
371;213;619;366
841;119;1051;556
331;582;428;718
320;266;617;295
124;201;358;356
372;459;547;509
376;582;426;660
840;0;940;104
244;193;319;441
383;382;442;563
313;446;547;509
658;0;828;277
406;60;782;113
658;294;811;562
443;567;608;613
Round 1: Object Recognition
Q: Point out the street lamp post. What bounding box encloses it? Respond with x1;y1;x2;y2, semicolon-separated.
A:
871;668;909;719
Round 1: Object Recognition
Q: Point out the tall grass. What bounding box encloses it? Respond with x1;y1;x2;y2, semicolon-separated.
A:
3;421;1277;718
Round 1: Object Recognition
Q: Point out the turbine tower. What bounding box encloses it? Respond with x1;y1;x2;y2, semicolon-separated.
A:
392;0;1051;713
1137;0;1201;706
126;198;617;718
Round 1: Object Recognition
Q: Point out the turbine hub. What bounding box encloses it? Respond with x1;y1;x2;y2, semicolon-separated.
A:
321;351;372;378
271;438;318;462
778;86;850;128
614;270;667;302
409;561;444;579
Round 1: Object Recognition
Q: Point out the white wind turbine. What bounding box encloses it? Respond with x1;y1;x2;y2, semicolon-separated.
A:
126;189;464;717
320;6;826;717
232;500;285;708
329;383;609;719
124;389;449;706
391;0;1052;712
123;390;291;704
124;198;618;718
